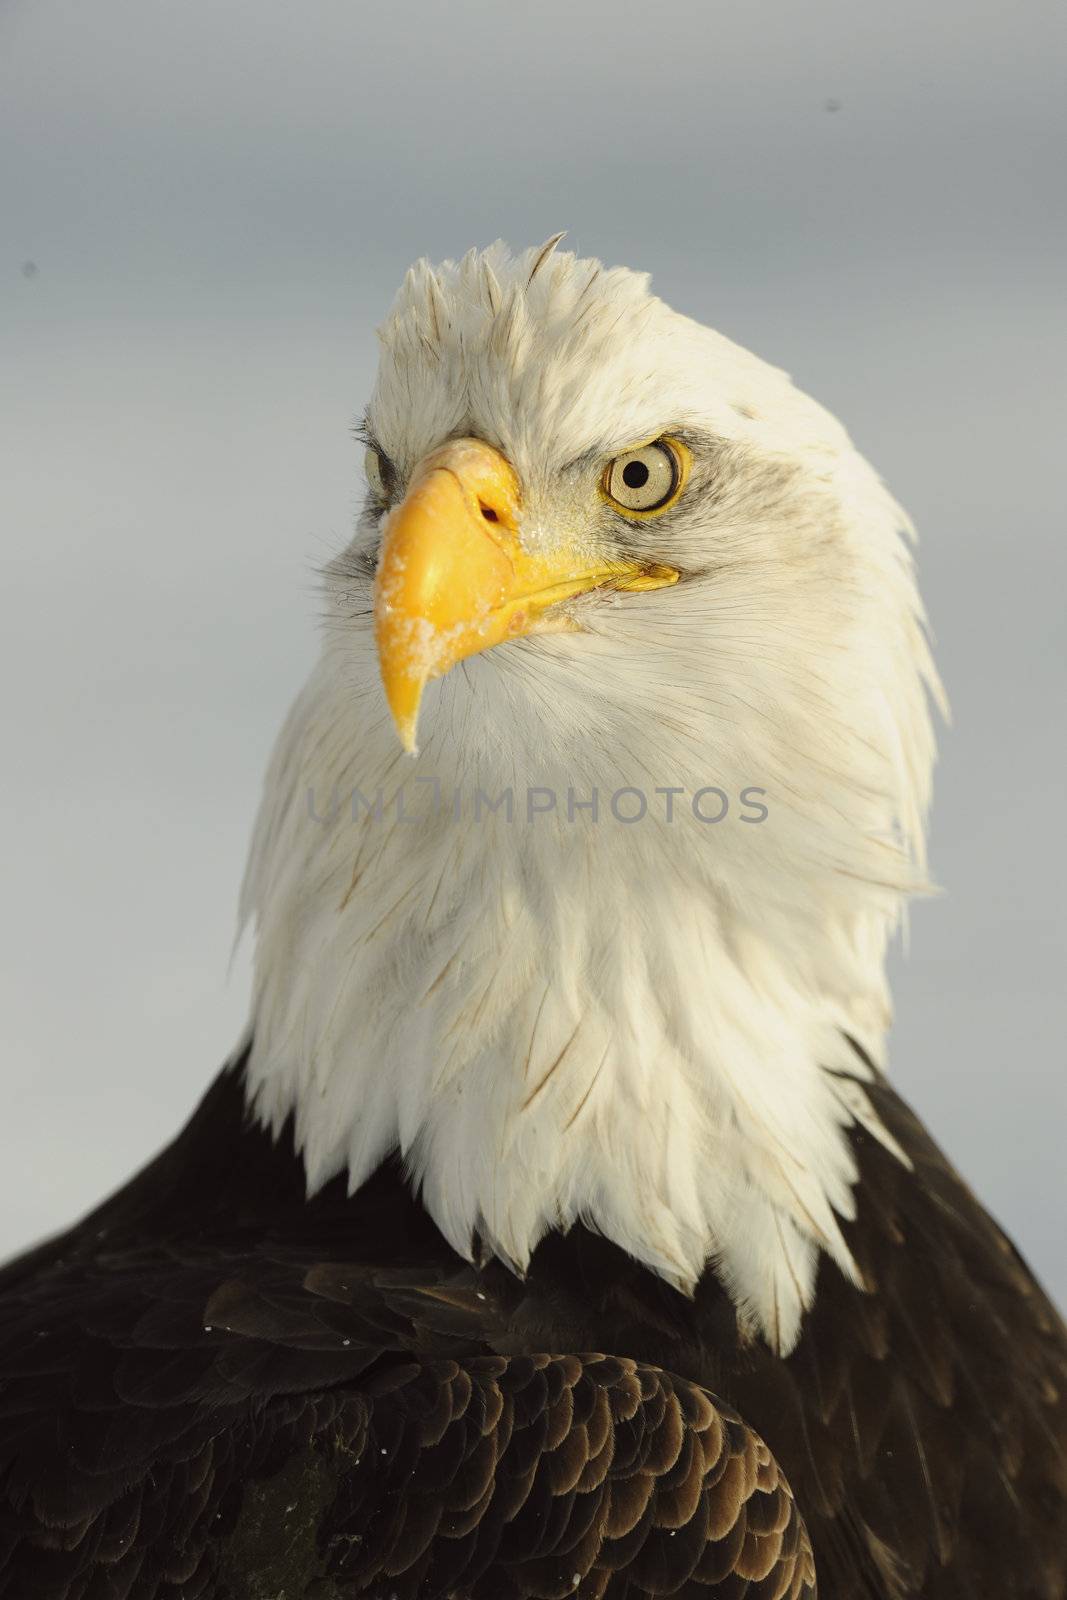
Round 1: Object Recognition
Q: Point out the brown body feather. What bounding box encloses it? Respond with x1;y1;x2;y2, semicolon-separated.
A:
0;1047;1064;1598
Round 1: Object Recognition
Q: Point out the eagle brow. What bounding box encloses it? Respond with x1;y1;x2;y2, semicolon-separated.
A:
562;427;703;476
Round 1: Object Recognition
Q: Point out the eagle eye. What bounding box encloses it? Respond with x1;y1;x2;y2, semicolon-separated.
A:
601;437;689;517
363;446;388;500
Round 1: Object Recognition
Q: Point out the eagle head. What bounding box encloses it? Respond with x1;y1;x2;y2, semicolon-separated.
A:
242;238;943;1353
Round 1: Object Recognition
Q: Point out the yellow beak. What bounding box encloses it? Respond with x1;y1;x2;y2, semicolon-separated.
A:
372;437;677;751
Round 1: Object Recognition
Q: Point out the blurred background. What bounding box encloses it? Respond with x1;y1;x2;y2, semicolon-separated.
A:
1;0;1064;1298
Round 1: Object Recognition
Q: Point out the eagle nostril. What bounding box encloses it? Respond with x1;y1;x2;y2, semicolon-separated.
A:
480;504;499;523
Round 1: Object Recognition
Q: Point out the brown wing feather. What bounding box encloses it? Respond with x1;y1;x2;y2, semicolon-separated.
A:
0;1241;813;1597
0;1203;819;1600
2;1054;1065;1598
215;1353;815;1600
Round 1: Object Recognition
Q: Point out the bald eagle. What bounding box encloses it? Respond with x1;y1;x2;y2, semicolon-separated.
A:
2;238;1064;1600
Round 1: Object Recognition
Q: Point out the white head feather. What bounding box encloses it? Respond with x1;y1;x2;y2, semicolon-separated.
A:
240;239;943;1354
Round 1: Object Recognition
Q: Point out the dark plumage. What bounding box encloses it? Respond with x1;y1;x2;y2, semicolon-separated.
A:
1;1046;1064;1598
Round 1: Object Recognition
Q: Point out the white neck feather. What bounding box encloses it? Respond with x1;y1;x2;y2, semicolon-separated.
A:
243;638;918;1355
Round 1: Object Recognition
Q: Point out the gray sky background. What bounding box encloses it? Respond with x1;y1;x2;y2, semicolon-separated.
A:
1;0;1064;1300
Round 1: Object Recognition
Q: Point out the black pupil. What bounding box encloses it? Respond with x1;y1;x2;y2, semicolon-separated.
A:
622;459;650;490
